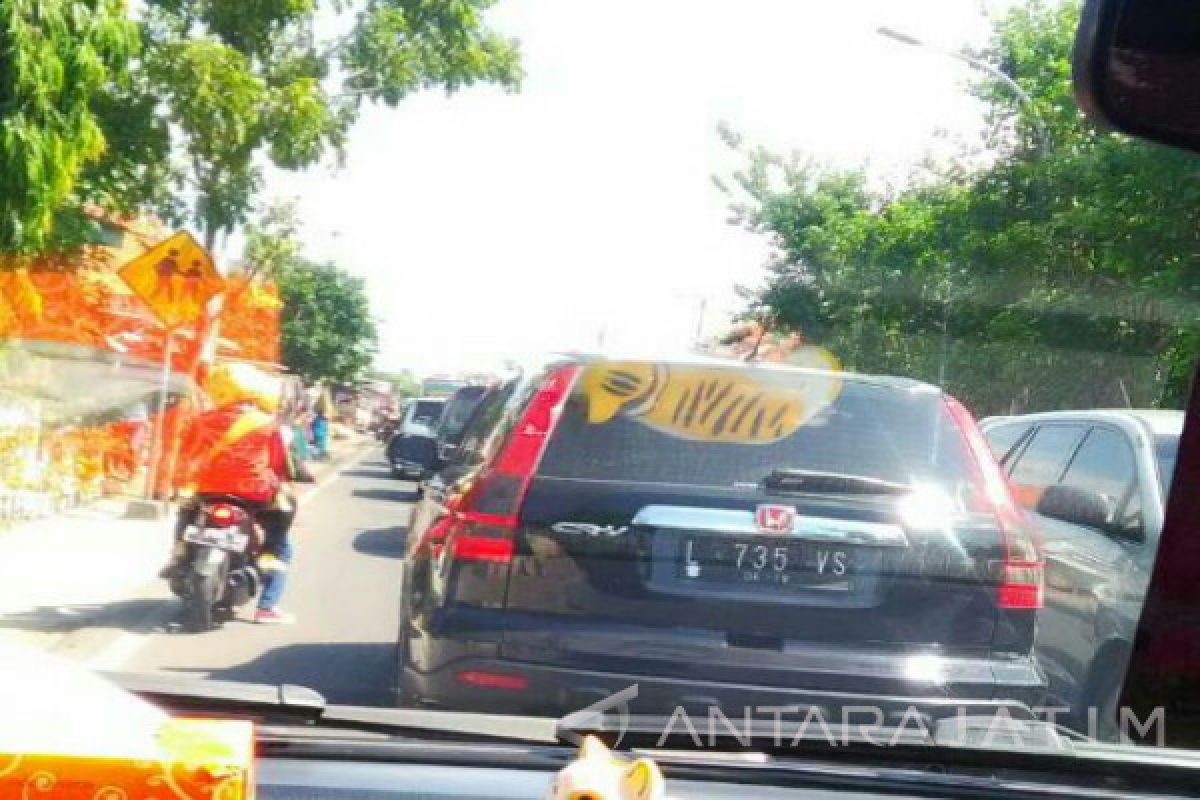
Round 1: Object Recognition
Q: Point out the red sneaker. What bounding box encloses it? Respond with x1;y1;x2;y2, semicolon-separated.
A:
254;608;296;625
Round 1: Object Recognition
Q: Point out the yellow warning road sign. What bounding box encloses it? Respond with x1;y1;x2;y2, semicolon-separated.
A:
118;231;223;328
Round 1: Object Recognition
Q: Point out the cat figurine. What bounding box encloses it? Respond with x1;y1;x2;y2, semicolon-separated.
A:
546;735;665;800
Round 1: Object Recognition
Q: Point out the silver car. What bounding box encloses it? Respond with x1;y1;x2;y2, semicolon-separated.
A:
981;409;1182;737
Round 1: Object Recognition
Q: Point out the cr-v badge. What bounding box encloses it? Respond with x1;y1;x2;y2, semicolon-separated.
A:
552;522;630;538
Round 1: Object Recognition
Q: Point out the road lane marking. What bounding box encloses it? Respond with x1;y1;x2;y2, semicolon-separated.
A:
298;449;366;507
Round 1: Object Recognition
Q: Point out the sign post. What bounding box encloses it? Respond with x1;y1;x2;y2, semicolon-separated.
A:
118;231;224;511
144;331;173;500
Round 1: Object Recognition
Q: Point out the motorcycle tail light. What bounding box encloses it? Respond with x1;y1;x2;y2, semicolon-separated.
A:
207;503;247;528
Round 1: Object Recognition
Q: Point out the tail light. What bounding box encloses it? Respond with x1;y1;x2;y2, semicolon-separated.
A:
430;365;581;564
944;396;1044;609
455;670;529;691
206;503;248;528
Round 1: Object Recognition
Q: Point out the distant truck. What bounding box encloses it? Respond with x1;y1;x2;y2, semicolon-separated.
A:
420;376;467;397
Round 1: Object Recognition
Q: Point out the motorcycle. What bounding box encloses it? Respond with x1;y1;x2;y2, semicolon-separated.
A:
165;495;264;632
374;417;398;442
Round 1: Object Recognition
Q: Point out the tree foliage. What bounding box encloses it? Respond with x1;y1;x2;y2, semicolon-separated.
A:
242;199;302;279
244;203;376;385
278;260;377;385
724;0;1200;414
0;0;138;253
118;0;523;247
3;0;522;256
373;369;420;398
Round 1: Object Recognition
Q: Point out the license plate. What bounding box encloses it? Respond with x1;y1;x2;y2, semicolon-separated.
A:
183;527;250;553
677;536;853;591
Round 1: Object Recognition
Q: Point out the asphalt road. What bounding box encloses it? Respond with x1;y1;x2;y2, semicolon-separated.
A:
116;451;413;706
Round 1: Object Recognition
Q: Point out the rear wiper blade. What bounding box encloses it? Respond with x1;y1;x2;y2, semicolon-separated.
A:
764;469;912;495
103;671;557;744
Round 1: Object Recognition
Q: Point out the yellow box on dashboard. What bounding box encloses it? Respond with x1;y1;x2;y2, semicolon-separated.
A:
0;717;254;800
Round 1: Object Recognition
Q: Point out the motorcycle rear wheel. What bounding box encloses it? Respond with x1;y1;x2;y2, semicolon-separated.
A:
183;570;221;632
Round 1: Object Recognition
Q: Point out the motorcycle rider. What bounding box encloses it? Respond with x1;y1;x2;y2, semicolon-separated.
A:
167;363;299;624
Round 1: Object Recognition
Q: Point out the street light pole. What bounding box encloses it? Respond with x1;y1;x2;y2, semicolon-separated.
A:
877;26;1049;156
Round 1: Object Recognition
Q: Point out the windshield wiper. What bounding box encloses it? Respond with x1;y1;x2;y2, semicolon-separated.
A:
556;711;1076;753
763;469;912;496
103;671;557;744
318;705;557;743
105;671;325;724
557;713;1200;795
96;672;1200;788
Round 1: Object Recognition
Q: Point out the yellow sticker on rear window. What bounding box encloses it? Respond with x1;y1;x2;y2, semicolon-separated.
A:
579;360;843;444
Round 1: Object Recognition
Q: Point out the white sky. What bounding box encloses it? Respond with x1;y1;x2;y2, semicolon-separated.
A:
252;0;1012;378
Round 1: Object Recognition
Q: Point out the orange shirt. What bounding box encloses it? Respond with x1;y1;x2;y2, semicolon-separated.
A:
179;404;290;505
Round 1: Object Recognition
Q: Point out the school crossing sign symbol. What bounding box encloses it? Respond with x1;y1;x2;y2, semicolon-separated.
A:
118;230;224;328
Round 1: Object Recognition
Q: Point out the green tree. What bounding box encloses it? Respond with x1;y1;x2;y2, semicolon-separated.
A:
3;0;522;257
110;0;523;250
373;369;420;398
0;0;138;253
278;260;378;385
722;0;1200;413
242;199;302;279
242;201;376;384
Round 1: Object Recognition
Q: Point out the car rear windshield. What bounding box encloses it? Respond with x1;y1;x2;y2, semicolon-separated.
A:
438;389;486;437
538;364;981;493
413;400;445;425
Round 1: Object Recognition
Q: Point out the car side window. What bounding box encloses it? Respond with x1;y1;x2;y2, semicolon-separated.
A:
456;381;517;467
1007;424;1087;510
984;423;1033;467
470;373;544;466
1059;427;1142;536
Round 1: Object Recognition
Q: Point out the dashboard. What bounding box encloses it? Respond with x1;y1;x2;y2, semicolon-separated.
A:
259;759;990;800
251;753;1194;800
258;760;801;800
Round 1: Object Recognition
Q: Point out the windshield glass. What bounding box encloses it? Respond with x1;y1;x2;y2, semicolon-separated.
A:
0;0;1196;763
437;389;486;439
411;401;444;427
541;369;977;491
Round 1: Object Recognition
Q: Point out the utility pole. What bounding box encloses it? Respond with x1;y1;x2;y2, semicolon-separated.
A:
877;26;1049;156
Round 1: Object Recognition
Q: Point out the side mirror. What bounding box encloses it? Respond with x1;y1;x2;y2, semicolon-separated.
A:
1036;484;1114;532
438;442;459;463
1075;0;1200;152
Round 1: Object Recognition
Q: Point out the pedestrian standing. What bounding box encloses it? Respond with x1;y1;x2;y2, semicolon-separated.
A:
311;409;330;461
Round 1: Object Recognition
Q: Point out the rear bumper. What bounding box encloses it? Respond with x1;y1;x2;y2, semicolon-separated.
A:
389;458;425;477
403;654;1045;721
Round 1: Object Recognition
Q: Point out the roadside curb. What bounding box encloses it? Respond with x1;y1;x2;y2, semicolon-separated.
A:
41;441;375;666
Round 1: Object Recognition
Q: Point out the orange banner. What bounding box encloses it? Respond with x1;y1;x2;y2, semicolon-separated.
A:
0;213;282;500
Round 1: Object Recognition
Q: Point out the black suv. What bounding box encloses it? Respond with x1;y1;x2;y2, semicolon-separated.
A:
388;385;491;486
398;356;1046;720
431;384;490;466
